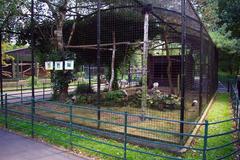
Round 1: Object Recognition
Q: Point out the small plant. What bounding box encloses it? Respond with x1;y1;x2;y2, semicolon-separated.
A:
164;94;180;105
76;95;88;104
149;88;181;110
105;90;125;103
26;76;41;87
75;84;94;94
130;88;152;107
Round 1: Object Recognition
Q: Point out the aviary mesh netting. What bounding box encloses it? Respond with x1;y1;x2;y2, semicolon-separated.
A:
57;0;217;143
2;0;218;144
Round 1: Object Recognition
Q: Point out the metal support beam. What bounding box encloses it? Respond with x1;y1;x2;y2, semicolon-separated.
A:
199;24;203;115
31;0;35;138
97;0;101;128
0;32;3;109
180;0;186;144
88;64;91;93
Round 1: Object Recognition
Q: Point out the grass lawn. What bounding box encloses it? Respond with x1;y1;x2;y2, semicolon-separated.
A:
0;93;237;160
184;93;236;160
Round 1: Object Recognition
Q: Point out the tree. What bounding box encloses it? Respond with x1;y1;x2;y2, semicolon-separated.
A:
218;0;240;38
195;0;240;75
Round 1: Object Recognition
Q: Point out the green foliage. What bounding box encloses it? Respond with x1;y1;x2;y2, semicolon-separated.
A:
210;26;240;74
1;42;26;65
218;0;240;38
104;90;125;103
75;84;93;94
195;0;240;75
76;95;88;104
26;76;41;87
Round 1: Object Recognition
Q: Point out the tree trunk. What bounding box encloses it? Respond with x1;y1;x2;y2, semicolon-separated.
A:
67;22;76;45
54;3;68;102
141;12;149;113
163;32;174;94
109;32;116;91
59;85;68;101
43;0;69;101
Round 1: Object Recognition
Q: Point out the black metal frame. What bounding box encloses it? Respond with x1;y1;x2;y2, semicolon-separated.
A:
180;0;186;144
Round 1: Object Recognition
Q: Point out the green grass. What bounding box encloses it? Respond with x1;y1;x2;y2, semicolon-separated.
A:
185;93;236;160
0;116;177;160
0;93;237;160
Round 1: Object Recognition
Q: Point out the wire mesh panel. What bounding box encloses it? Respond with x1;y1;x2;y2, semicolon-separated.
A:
0;0;218;146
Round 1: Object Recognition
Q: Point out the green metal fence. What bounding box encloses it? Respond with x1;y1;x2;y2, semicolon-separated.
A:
0;88;239;160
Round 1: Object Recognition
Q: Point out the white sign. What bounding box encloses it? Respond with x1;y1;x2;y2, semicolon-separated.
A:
55;61;63;70
65;60;74;70
45;61;53;70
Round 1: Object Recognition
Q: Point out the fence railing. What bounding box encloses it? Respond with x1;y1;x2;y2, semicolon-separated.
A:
0;89;239;160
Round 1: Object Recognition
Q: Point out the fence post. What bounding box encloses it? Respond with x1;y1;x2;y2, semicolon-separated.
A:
236;98;239;120
123;112;128;160
238;112;240;142
31;97;35;138
21;85;23;103
69;103;73;150
43;83;45;100
4;94;8;129
203;120;209;160
227;80;230;92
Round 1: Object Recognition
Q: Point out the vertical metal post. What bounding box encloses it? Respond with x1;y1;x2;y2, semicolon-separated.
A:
0;32;3;110
227;80;230;93
21;85;23;103
237;98;239;120
31;0;35;138
203;120;209;160
43;83;45;100
238;111;240;141
123;112;128;160
199;24;203;115
88;64;91;93
128;62;131;87
69;103;73;150
97;0;101;128
4;94;8;129
180;0;186;144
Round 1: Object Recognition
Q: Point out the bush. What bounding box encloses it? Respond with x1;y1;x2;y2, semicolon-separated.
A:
75;84;94;94
76;95;88;104
105;90;125;103
26;76;41;87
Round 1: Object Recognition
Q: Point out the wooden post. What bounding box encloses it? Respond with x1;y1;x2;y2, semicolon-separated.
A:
12;62;16;79
163;32;174;94
141;6;150;114
109;31;116;91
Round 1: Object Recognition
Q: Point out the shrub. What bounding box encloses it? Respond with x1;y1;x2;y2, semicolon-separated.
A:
105;90;125;103
26;76;41;87
75;84;94;94
128;89;152;107
76;95;88;104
